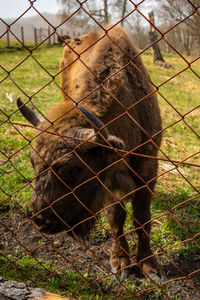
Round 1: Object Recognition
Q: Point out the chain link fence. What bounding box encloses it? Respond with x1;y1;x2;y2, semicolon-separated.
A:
0;0;199;299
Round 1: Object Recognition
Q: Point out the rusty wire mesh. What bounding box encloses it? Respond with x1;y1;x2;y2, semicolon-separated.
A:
0;0;200;299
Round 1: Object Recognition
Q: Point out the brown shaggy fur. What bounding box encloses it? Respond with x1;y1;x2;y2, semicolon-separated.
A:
22;24;164;280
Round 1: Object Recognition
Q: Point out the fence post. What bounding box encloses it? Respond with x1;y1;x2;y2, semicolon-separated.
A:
48;26;51;45
39;28;42;42
34;28;37;46
7;29;10;48
21;27;24;45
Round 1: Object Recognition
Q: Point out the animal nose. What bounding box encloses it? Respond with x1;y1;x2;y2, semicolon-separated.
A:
31;213;52;233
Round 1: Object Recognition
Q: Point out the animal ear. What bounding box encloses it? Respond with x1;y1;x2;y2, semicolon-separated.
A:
17;97;41;127
66;128;125;152
70;104;110;150
66;127;104;151
94;135;125;158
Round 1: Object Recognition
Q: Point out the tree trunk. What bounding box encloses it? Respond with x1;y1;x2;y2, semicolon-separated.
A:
149;31;165;62
103;0;109;23
148;11;165;63
121;0;127;26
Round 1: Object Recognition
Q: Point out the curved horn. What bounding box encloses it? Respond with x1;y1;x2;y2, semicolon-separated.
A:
17;97;40;127
77;104;109;139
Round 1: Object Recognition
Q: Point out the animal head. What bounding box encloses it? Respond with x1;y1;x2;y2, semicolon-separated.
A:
17;97;126;237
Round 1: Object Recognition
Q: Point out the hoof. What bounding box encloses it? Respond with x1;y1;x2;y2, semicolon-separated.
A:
111;267;118;279
111;267;130;281
148;268;167;283
120;267;130;281
142;261;167;283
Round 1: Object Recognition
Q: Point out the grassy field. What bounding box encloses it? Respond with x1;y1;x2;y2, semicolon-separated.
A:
0;39;199;299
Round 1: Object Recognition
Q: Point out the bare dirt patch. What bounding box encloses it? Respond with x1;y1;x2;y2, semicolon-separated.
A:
0;211;200;299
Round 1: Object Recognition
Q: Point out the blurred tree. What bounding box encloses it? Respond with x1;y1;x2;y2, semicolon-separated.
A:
149;11;165;63
56;1;151;50
156;0;200;54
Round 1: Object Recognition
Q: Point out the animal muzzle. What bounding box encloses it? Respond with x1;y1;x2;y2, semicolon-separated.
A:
30;211;66;234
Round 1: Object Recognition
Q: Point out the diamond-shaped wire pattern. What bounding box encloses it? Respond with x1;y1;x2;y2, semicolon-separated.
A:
0;0;199;299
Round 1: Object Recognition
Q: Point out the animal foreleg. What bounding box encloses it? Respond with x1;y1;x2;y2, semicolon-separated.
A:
105;191;130;280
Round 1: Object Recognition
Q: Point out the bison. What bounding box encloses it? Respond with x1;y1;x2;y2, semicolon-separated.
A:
17;24;166;281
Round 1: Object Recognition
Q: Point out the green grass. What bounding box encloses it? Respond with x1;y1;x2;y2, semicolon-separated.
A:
0;40;199;298
0;41;62;210
0;253;179;299
0;254;103;299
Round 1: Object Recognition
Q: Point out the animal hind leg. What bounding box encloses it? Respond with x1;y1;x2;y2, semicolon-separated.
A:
105;191;130;280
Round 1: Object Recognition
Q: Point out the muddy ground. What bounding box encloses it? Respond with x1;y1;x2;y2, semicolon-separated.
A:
0;211;199;299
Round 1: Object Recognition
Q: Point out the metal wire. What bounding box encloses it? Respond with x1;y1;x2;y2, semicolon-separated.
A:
0;0;199;298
